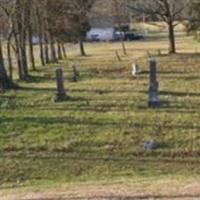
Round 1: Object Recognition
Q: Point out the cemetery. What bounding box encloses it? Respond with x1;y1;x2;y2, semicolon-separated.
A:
1;0;200;199
1;34;200;199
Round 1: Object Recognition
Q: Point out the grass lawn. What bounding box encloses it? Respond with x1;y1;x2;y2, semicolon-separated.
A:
0;34;200;190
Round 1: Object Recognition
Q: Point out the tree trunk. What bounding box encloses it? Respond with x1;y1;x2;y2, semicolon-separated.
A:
7;39;13;82
61;43;67;58
20;28;29;79
14;33;23;80
44;8;50;64
79;37;86;56
57;41;63;60
168;21;176;54
15;0;29;80
14;0;24;80
121;39;127;55
44;31;50;64
0;40;12;90
49;32;57;62
36;7;45;66
38;26;45;66
28;22;36;71
27;4;36;71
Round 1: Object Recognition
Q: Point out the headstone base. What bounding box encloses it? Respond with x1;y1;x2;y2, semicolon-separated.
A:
72;64;80;82
73;75;80;82
148;75;160;108
148;100;160;108
54;92;68;102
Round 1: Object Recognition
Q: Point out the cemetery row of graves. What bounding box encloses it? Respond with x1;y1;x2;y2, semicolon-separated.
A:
0;35;200;187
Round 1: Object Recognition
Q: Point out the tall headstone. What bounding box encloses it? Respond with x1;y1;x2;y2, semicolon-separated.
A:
72;64;80;82
55;67;67;102
148;58;160;108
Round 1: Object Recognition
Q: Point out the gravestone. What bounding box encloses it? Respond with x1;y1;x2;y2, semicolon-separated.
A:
55;67;67;102
144;140;157;151
148;58;160;108
72;64;80;82
132;63;141;76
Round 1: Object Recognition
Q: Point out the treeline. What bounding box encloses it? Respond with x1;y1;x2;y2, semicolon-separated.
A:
0;0;95;90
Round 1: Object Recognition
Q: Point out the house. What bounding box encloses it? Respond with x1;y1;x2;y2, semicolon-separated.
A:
86;27;125;42
87;28;115;41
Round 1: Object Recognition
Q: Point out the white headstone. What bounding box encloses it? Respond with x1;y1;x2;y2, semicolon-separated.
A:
144;140;157;151
132;63;141;76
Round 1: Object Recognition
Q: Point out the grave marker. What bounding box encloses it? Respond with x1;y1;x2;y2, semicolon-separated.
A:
72;64;80;82
132;63;141;76
144;140;157;151
55;67;67;102
148;58;160;108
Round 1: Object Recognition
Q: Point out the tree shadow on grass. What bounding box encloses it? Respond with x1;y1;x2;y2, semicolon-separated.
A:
18;75;55;84
172;52;200;57
1;115;200;130
160;91;200;97
140;70;188;76
139;90;200;98
35;194;200;200
19;86;144;95
3;148;200;163
141;70;200;78
18;86;55;92
0;116;116;126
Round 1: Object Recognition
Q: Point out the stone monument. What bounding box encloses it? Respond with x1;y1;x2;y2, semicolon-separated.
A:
148;58;160;108
132;63;142;76
72;64;80;82
55;67;67;102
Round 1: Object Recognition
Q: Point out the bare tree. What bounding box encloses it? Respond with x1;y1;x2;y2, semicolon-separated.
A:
27;2;36;71
187;0;200;38
0;0;15;88
65;0;95;56
128;0;189;54
112;0;129;55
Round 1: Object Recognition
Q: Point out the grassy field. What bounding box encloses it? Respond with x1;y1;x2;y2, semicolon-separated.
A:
0;34;200;191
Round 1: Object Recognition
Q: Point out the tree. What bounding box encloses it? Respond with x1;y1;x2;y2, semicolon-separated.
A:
14;0;29;80
27;2;36;71
0;39;13;90
0;0;15;89
187;0;200;39
65;0;95;56
112;0;129;55
0;0;98;90
128;0;189;54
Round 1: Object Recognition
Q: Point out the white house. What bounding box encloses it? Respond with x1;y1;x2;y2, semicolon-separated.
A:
86;28;116;41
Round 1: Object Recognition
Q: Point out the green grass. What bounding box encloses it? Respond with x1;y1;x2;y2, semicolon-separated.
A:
0;34;200;188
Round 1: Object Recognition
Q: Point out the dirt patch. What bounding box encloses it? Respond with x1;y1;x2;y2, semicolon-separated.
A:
1;179;200;200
